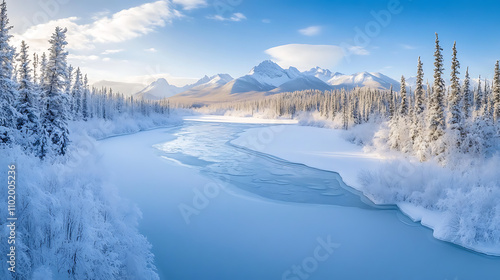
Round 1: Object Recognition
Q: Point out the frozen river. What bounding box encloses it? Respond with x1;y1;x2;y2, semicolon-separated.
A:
99;118;500;280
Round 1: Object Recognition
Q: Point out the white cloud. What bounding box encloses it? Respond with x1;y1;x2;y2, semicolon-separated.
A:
265;44;369;71
172;0;207;10
262;19;271;24
68;54;100;61
347;46;370;55
12;17;91;54
13;1;182;53
89;1;181;43
208;12;246;22
102;57;111;62
102;49;124;55
145;48;158;52
401;44;416;50
298;26;322;36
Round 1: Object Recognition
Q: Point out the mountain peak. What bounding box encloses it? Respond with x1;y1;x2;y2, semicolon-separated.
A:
154;78;169;85
328;71;399;91
135;78;182;100
249;60;284;75
303;67;343;83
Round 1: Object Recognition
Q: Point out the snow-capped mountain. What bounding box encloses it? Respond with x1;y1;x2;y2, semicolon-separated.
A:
303;67;344;83
272;75;333;93
218;61;332;95
247;60;302;87
188;74;234;89
173;74;234;100
166;61;401;103
134;78;184;100
328;72;399;91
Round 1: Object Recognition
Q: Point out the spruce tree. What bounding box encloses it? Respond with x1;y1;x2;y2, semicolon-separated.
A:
493;60;500;123
389;85;395;118
400;75;408;116
32;53;38;84
475;76;483;116
39;52;47;86
414;57;425;115
447;41;461;131
71;67;83;120
82;74;89;121
427;33;446;157
0;0;18;145
40;27;70;158
462;67;472;120
15;41;41;154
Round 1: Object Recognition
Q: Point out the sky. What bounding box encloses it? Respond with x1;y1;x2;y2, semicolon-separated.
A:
8;0;500;86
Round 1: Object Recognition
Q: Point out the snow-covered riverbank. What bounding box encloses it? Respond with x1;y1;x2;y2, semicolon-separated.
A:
231;123;500;256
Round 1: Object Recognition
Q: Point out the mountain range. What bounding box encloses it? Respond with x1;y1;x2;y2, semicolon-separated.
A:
103;60;402;103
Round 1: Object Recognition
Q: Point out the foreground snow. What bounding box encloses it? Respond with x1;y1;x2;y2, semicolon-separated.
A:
231;124;500;256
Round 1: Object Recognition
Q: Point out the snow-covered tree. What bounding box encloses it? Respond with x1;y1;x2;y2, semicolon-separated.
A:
447;41;462;149
400;75;408;116
32;52;38;84
389;85;395;118
0;0;18;146
414;57;425;115
412;58;427;159
462;67;472;120
427;33;447;158
493;60;500;123
475;76;483;115
15;40;41;155
71;67;83;120
40;27;70;158
82;74;89;121
39;52;47;86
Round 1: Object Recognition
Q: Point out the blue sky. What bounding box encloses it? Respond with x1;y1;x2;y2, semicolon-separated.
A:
9;0;500;86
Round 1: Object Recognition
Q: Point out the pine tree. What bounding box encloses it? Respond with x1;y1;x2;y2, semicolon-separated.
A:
414;57;425;115
39;52;47;86
15;41;41;154
412;58;426;158
447;41;462;150
32;53;38;84
351;95;360;125
0;0;18;145
389;85;395;118
427;33;446;157
400;75;408;116
342;89;348;130
82;74;89;121
65;64;73;113
475;76;483;116
493;60;500;123
462;67;472;120
40;27;70;158
71;67;83;120
447;41;461;129
484;78;492;118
